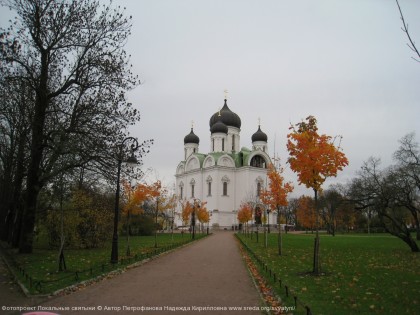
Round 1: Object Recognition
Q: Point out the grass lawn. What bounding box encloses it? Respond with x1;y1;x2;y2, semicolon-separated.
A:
237;232;420;315
4;232;203;295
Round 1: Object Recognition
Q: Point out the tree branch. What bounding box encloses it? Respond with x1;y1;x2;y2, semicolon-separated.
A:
396;0;420;63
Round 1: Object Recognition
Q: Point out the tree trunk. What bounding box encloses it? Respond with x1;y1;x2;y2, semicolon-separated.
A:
313;188;321;275
7;131;26;247
19;52;49;254
402;234;419;252
126;210;131;256
414;213;420;241
58;246;66;271
278;208;282;255
58;180;66;271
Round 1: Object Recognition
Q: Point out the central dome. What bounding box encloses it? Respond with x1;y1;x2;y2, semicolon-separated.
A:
209;99;241;129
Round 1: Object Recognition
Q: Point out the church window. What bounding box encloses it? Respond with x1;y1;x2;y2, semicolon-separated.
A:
212;139;215;151
222;138;225;151
184;148;187;160
208;182;212;196
180;186;183;199
232;135;235;151
193;148;196;153
250;155;266;168
257;182;261;197
223;182;228;196
191;184;195;198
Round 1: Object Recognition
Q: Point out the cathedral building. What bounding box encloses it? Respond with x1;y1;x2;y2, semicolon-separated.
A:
175;98;273;229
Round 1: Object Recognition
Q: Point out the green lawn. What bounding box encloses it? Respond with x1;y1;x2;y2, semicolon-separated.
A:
237;232;420;315
5;232;204;294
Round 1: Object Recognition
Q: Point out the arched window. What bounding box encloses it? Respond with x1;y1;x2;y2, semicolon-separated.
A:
221;175;230;196
257;182;261;197
222;138;225;151
179;182;184;199
232;135;235;151
190;179;195;198
250;155;266;168
206;176;213;197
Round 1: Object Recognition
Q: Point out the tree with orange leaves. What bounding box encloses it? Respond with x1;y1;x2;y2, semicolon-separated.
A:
237;202;253;235
296;195;317;232
196;202;210;233
180;199;193;225
287;115;348;274
181;199;207;239
260;163;293;255
146;180;176;248
121;181;156;256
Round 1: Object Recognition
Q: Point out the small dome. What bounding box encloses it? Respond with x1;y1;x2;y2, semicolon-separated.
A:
209;99;241;129
210;117;228;134
252;125;268;142
184;128;199;144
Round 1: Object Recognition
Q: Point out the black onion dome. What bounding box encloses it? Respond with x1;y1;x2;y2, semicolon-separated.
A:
209;99;241;129
210;119;228;134
184;128;200;144
252;126;268;142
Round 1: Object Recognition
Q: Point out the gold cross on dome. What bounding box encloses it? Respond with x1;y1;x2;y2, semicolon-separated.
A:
258;117;261;126
191;120;194;129
224;89;228;99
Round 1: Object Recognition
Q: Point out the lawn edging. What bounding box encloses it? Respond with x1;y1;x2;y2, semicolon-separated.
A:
236;233;313;315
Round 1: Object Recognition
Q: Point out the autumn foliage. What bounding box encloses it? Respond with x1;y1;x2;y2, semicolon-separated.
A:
181;199;209;224
296;195;317;231
237;202;253;224
260;163;293;211
121;181;158;216
287;116;349;192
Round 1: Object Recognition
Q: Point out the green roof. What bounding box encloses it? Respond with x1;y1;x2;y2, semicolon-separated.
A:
189;147;260;168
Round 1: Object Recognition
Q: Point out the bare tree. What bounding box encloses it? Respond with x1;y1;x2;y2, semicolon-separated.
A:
0;0;148;253
351;157;419;252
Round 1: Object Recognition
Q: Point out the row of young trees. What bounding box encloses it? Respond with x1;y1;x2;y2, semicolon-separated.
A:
237;120;419;261
237;116;349;275
0;0;152;253
238;115;419;279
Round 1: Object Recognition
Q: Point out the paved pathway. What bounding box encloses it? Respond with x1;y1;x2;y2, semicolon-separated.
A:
2;232;263;314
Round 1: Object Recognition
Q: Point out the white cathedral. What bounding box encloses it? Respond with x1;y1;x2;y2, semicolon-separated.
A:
175;97;274;230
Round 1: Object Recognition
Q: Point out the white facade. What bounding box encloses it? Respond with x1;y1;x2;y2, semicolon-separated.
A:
175;99;275;230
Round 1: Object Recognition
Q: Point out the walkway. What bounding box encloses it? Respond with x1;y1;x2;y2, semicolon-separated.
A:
2;232;263;314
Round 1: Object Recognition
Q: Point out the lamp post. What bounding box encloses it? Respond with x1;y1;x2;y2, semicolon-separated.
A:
190;198;201;240
191;200;196;240
110;137;139;264
207;210;212;235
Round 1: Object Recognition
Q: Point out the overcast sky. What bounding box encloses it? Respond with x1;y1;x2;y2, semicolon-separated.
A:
2;0;420;196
